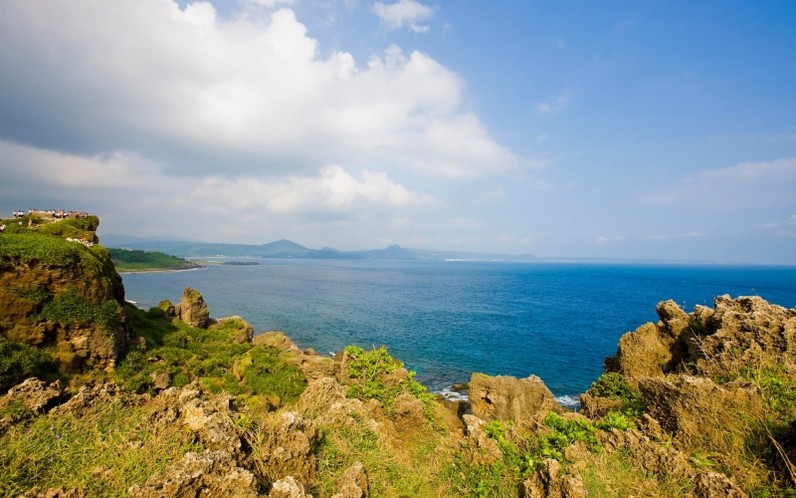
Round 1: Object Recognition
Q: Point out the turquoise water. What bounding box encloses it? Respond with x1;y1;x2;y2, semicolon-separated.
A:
120;260;796;399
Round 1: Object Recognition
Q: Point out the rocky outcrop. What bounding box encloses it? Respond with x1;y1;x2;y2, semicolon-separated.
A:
638;375;764;446
331;462;369;498
606;295;796;383
177;286;211;328
0;217;128;374
128;451;260;498
250;411;319;489
460;414;503;465
469;373;562;422
254;331;335;380
520;458;587;498
0;378;64;414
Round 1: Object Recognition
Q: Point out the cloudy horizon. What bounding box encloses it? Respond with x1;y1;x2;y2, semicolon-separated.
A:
1;1;795;263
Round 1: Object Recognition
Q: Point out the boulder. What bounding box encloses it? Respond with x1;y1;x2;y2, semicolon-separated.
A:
152;384;242;456
469;373;561;422
520;458;587;498
608;322;670;381
268;476;309;498
253;411;319;489
179;287;210;328
331;462;369;498
460;414;503;465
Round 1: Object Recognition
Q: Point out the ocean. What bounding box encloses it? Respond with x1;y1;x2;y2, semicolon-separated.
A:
120;260;796;403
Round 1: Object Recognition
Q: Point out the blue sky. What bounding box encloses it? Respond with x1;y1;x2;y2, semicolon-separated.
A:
1;0;795;263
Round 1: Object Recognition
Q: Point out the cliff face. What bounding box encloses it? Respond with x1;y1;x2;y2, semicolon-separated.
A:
0;215;128;373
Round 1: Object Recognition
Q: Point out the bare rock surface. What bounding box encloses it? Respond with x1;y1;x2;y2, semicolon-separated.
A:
268;476;310;498
331;462;369;498
469;373;562;422
520;458;587;498
178;286;211;328
128;450;260;498
639;375;763;446
1;378;64;414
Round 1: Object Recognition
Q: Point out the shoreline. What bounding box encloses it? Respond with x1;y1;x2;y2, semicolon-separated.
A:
117;265;210;275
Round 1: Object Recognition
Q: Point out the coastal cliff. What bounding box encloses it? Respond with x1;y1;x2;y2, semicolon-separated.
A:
1;216;795;497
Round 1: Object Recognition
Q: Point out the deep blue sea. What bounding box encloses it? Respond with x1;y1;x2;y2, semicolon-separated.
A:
120;260;796;402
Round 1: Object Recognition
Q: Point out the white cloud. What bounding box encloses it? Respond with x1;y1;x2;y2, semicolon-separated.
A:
649;157;796;209
699;157;796;181
0;140;161;189
373;0;433;33
596;235;624;245
536;92;570;114
245;0;294;7
0;1;513;179
184;165;436;217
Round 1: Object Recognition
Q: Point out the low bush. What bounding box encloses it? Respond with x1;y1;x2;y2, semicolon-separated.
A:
0;335;57;392
342;345;435;418
39;287;121;335
116;306;306;406
588;372;645;417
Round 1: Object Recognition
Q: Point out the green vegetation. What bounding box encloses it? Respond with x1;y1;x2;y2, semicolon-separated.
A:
0;397;202;497
108;248;203;272
342;345;435;418
0;335;57;392
116;305;306;407
588;371;645;417
39;286;121;335
0;232;88;269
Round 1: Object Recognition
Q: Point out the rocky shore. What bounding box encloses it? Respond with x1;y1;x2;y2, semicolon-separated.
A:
2;216;795;497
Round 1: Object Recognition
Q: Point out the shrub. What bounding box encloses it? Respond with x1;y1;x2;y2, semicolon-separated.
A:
595;411;637;431
0;335;56;392
342;345;435;418
39;287;121;335
588;372;645;417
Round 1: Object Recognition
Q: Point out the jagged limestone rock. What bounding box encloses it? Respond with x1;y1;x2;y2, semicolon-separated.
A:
469;373;561;422
331;462;369;498
178;286;210;328
128;451;259;498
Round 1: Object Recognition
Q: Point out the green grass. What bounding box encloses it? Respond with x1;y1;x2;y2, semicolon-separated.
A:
587;372;646;417
108;248;202;272
39;286;122;335
0;397;202;496
342;345;436;418
0;335;57;392
116;305;307;406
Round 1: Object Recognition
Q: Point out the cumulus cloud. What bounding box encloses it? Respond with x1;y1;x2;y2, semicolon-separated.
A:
0;138;438;243
185;165;436;217
0;0;514;179
373;0;433;32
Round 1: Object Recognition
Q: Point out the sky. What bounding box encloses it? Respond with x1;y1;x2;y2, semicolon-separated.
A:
1;0;795;264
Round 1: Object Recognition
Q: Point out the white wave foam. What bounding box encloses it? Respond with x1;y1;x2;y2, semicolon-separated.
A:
436;387;468;402
555;394;582;409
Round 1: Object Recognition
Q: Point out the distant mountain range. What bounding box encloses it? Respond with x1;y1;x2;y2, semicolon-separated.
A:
100;234;540;262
